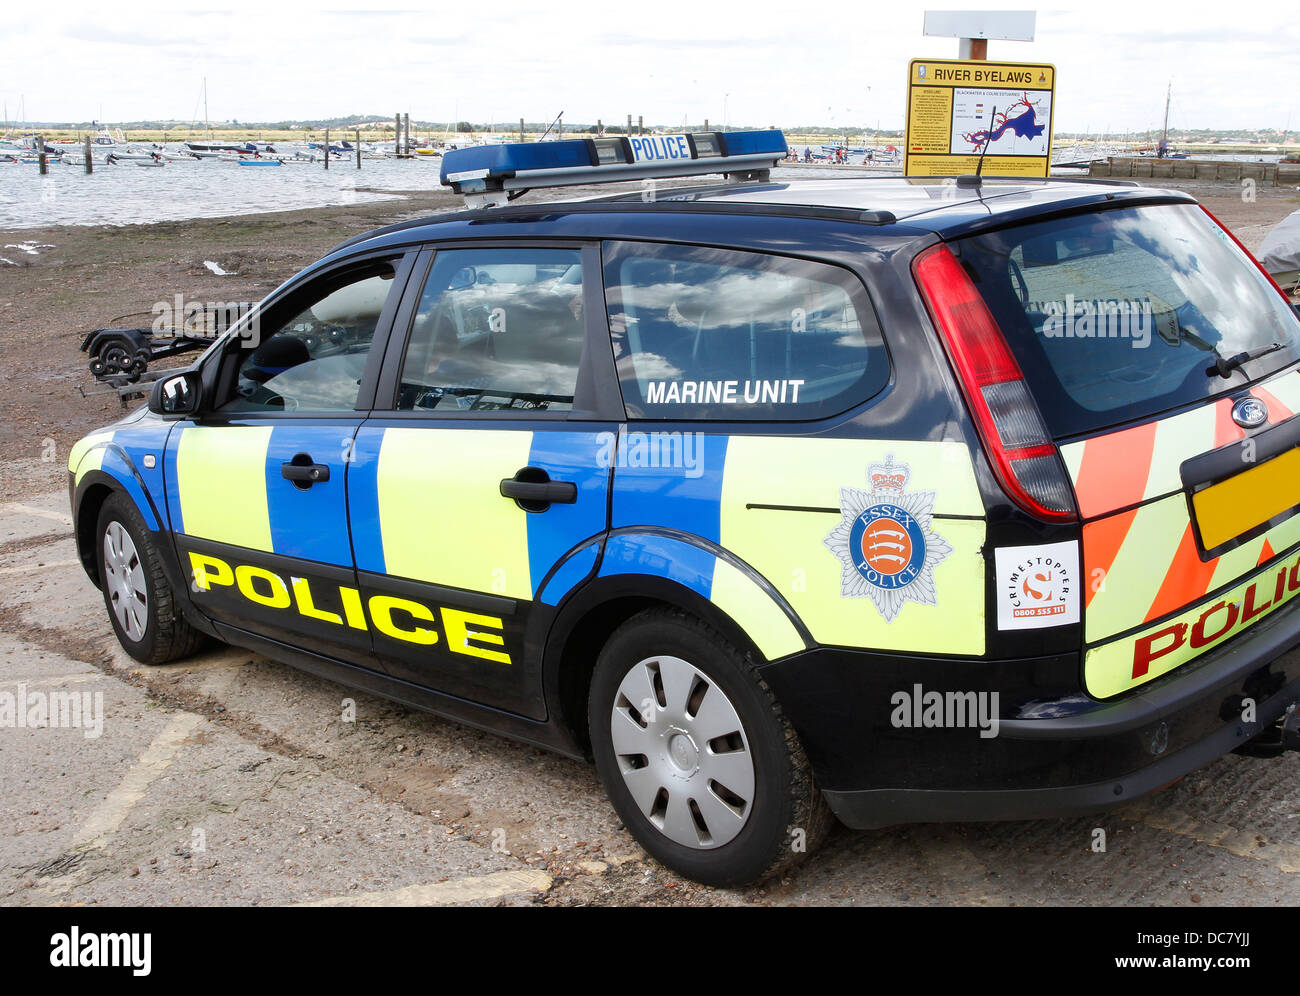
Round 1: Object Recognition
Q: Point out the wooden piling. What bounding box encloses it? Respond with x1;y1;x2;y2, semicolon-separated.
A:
37;134;47;175
638;115;643;136
324;128;329;170
403;114;410;155
84;135;92;174
356;129;361;169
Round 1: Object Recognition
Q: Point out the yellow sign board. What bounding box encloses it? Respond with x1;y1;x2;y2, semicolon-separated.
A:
904;59;1056;177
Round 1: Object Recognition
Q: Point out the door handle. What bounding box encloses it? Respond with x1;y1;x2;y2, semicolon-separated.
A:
500;467;576;511
281;453;330;487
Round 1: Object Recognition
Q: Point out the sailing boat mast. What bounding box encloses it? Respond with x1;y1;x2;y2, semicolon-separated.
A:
1161;81;1171;146
203;77;210;139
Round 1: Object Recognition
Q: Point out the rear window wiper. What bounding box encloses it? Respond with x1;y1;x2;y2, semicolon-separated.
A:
1208;342;1285;379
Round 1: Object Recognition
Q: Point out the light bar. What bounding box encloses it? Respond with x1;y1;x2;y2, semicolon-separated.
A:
440;130;787;208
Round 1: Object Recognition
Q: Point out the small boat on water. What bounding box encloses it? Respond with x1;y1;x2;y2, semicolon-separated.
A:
238;159;281;166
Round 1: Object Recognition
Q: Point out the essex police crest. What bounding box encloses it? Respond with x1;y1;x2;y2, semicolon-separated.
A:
823;455;952;622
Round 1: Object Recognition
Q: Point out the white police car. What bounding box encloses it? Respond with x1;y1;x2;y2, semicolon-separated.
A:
70;130;1300;886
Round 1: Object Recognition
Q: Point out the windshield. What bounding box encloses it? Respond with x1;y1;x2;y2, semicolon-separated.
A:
956;203;1300;438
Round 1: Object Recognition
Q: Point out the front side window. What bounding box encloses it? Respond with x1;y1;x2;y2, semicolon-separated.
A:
603;241;889;421
395;248;585;413
224;260;398;413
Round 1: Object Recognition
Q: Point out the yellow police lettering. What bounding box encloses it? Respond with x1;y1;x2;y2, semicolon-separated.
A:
290;576;343;625
338;585;368;630
369;594;439;645
188;552;233;591
235;564;291;608
441;607;511;664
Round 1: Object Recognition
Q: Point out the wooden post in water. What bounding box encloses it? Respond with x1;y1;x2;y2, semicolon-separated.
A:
37;135;47;175
395;114;402;155
638;115;643;136
704;119;709;132
356;129;361;169
403;114;410;154
324;128;329;170
519;118;525;142
627;114;632;135
84;135;93;174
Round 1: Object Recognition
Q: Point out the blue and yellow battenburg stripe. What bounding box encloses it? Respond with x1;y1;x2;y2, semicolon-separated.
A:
131;421;988;664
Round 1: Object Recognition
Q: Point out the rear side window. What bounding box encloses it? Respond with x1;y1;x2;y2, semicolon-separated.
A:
603;241;888;420
957;204;1300;438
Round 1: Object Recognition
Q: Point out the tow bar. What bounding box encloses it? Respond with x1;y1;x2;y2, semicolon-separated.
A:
1234;704;1300;758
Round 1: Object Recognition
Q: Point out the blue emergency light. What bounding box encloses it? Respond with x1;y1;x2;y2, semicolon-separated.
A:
440;129;788;208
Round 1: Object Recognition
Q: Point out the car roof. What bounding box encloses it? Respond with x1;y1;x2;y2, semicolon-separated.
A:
327;176;1198;260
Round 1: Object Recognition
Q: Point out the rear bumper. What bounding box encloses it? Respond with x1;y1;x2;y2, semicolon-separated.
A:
758;598;1300;830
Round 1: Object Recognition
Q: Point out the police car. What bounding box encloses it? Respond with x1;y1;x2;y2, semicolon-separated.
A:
69;130;1300;887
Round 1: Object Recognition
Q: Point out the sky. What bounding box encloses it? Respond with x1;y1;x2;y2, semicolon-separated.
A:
3;3;1296;135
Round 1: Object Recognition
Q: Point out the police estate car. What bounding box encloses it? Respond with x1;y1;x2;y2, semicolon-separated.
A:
69;130;1300;886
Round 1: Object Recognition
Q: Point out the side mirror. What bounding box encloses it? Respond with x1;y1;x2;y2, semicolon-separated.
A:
148;370;202;416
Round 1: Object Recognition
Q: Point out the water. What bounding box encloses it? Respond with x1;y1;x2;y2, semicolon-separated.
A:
0;155;447;230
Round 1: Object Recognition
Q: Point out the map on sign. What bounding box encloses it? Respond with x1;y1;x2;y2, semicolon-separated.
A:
953;90;1050;156
903;59;1055;178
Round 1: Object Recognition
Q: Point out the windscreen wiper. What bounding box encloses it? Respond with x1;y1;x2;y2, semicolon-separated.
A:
1208;342;1285;379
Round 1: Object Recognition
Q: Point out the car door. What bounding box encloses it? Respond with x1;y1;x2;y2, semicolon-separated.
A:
347;243;619;717
164;250;416;662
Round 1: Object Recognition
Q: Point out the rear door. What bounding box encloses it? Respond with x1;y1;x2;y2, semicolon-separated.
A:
956;202;1300;698
346;243;617;717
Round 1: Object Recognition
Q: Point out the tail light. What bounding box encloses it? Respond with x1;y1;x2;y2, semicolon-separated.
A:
913;243;1078;523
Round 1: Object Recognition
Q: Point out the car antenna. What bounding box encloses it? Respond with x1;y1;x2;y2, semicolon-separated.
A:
958;104;996;190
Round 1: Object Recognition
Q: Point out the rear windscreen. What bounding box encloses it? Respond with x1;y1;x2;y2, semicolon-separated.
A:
955;204;1300;438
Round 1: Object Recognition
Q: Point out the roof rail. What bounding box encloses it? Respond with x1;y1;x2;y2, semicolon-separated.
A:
440;130;788;209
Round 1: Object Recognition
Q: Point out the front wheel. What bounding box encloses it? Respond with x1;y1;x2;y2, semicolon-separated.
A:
589;608;829;887
96;493;205;664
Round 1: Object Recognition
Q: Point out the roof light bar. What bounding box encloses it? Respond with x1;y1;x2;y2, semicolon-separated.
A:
440;130;787;208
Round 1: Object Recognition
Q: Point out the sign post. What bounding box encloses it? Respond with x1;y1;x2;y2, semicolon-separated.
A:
903;58;1055;177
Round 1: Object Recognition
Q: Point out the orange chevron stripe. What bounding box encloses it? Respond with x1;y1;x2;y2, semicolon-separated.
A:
1083;509;1139;609
1213;397;1246;448
1074;421;1159;518
1144;522;1221;623
1258;538;1276;566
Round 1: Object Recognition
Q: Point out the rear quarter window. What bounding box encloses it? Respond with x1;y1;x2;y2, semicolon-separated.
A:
603;241;889;421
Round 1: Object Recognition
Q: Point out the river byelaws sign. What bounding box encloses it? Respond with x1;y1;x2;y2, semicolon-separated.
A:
904;59;1055;177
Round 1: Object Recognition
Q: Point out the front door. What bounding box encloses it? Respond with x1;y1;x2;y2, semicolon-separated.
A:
165;252;413;662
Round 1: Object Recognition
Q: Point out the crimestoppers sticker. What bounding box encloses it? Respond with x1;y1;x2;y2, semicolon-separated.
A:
994;541;1080;630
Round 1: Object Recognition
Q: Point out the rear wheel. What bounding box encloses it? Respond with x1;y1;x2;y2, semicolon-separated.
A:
96;493;205;664
588;608;829;887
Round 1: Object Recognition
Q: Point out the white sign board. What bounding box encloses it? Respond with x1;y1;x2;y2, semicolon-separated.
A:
923;10;1036;41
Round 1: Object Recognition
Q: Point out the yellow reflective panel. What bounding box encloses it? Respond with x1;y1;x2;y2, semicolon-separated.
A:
376;428;533;600
176;426;273;551
708;559;804;661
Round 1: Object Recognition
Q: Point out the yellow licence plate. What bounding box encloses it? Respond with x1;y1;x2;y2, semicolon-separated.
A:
1192;447;1300;551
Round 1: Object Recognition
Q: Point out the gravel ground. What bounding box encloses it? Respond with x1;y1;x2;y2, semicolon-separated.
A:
0;176;1297;906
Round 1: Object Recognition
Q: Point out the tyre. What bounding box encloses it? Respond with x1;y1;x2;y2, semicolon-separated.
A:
96;493;205;664
588;607;830;887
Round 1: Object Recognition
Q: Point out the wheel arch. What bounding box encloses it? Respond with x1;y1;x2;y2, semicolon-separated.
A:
541;571;800;755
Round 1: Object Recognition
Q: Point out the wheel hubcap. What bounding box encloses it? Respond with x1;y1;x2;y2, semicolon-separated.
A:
102;521;147;642
610;655;754;849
